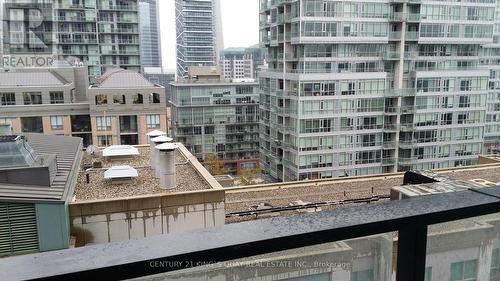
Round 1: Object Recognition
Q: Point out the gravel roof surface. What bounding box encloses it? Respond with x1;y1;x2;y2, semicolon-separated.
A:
74;147;211;201
226;165;500;223
437;165;500;183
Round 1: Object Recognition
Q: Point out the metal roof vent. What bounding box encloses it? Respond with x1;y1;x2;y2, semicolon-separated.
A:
150;136;173;176
104;165;138;184
155;143;177;189
102;145;139;158
146;130;166;137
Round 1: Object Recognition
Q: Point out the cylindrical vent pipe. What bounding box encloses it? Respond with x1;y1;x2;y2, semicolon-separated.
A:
156;143;178;190
147;131;167;168
150;136;173;177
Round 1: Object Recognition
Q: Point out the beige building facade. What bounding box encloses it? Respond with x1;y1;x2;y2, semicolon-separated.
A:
0;66;169;146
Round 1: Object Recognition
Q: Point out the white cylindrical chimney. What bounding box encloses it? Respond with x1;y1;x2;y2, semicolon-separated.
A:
156;143;178;190
150;136;173;177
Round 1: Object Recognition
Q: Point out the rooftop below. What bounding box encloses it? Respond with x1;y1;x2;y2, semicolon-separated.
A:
74;145;212;202
225;161;500;223
0;134;83;202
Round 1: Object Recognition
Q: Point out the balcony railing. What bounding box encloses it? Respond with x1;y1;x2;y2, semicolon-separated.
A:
3;185;500;281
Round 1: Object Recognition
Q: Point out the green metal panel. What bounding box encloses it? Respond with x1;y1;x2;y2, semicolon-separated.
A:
35;203;70;252
0;202;39;257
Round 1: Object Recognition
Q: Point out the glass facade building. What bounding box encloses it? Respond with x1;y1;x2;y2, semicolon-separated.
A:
170;81;260;174
138;0;162;68
175;0;224;78
259;0;500;181
1;0;141;81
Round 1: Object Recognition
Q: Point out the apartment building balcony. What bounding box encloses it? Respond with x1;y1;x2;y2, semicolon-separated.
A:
292;32;389;44
260;0;270;11
381;157;396;165
55;3;85;9
270;0;295;7
57;16;90;22
98;5;137;11
259;18;270;28
276;107;296;116
400;123;415;131
389;12;421;22
390;0;421;3
384;123;399;132
99;28;139;34
58;38;98;44
397;154;465;165
272;14;285;25
383;51;401;60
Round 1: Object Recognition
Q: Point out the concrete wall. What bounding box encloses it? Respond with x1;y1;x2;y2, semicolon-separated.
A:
69;190;225;246
478;155;500;165
0;166;51;186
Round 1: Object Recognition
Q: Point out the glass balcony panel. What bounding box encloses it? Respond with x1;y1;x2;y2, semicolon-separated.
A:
426;212;500;281
128;234;394;281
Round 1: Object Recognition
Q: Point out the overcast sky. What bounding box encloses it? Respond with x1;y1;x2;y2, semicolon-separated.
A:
159;0;260;71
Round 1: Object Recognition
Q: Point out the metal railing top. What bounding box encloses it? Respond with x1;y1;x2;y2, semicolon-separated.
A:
2;186;500;281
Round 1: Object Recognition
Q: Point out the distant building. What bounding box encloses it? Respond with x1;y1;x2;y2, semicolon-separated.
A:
220;47;268;80
0;134;83;257
0;64;93;145
1;0;142;81
170;67;260;174
221;48;254;80
143;67;176;100
175;0;224;78
138;0;162;68
88;68;168;146
245;45;268;78
260;0;497;181
1;65;168;147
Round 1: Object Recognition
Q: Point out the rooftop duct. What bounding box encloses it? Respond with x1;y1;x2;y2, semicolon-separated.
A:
150;136;173;176
155;143;178;190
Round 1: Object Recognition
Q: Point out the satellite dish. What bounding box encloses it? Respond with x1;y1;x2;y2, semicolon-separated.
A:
86;145;99;156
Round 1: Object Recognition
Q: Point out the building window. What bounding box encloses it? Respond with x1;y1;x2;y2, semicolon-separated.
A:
21;117;43;133
450;259;477;281
120;134;138;145
133;94;143;104
50;92;64;104
97;135;112;147
459;96;470;108
113;94;126;104
460;80;471;91
23;92;42;105
119;115;138;133
491;249;500;281
150;93;161;104
0;93;15;105
0;118;12;125
146;114;160;128
96;116;112;131
95;95;107;105
352;269;373;281
50;116;64;130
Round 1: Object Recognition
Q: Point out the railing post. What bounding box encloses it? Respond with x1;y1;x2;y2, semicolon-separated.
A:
396;225;428;281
